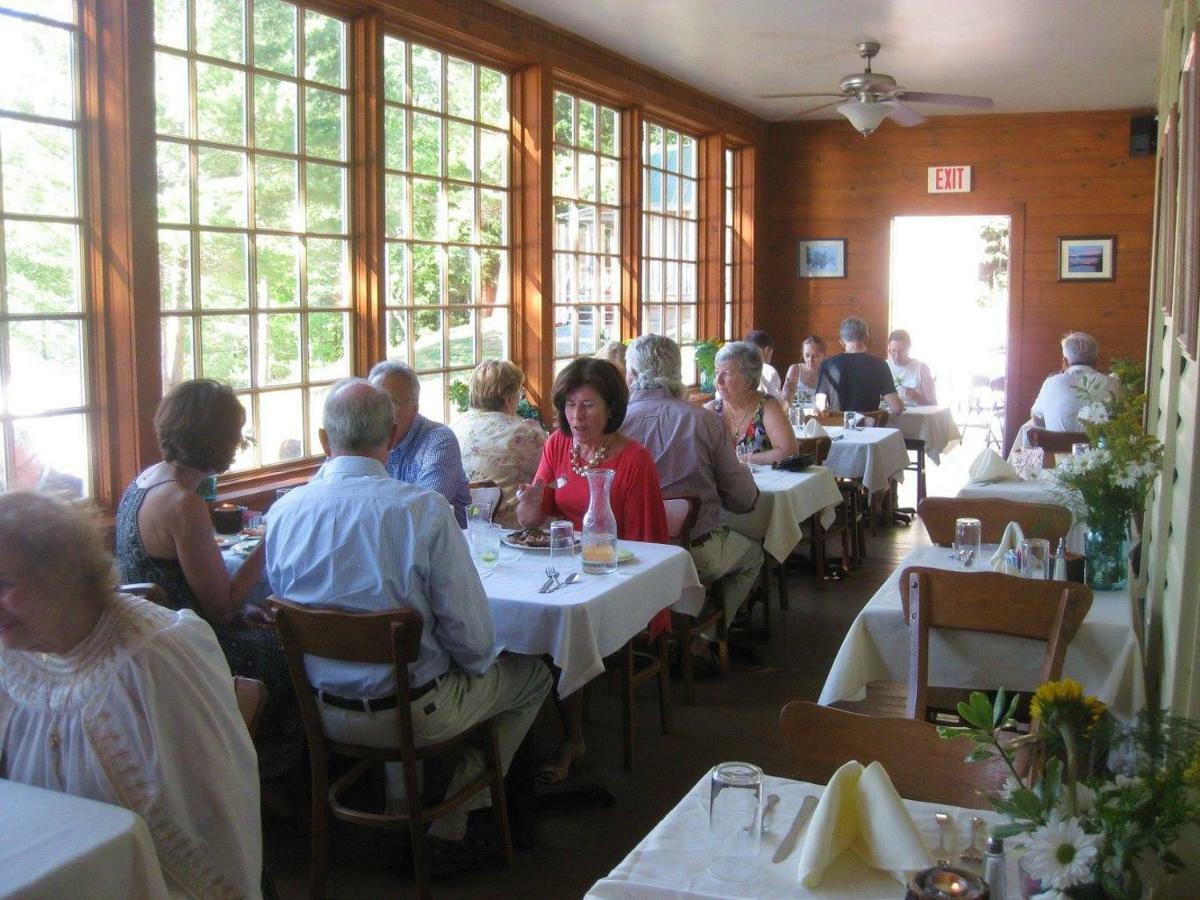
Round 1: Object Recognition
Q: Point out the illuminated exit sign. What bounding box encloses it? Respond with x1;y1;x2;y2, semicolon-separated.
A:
927;165;972;193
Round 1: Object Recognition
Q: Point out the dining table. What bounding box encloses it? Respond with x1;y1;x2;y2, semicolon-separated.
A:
0;779;168;899
891;406;961;464
584;770;1018;899
722;465;843;563
798;425;910;496
818;544;1146;720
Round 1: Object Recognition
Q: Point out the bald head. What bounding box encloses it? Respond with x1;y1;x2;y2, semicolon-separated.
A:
320;378;397;459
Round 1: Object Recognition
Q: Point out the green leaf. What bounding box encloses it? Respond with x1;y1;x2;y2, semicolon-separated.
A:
990;822;1030;839
992;688;1007;727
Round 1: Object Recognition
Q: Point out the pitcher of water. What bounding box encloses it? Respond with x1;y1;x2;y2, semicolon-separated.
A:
581;468;618;575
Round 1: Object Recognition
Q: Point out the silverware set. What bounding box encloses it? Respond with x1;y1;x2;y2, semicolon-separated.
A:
538;567;580;593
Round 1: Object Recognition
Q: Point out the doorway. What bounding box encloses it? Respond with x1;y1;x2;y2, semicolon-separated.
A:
889;215;1011;493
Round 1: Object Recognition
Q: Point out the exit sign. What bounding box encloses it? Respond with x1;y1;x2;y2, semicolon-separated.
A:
928;165;972;193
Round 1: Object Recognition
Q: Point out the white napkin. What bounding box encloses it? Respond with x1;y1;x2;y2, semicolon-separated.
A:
968;448;1019;484
796;760;932;888
802;418;830;438
989;521;1025;574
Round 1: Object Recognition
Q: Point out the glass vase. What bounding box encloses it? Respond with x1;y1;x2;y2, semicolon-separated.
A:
699;368;715;394
581;468;618;575
1084;522;1129;591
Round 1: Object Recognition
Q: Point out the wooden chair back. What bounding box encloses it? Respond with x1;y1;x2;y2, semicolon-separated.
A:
813;409;889;427
233;676;268;740
813;410;845;427
468;480;503;521
917;497;1073;547
899;566;1093;720
779;701;1008;809
1027;427;1089;468
795;436;832;464
120;582;170;607
663;496;700;548
865;409;889;427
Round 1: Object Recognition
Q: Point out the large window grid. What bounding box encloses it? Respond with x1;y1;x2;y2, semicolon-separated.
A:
0;0;92;497
382;36;510;423
552;90;620;373
641;121;698;381
154;0;352;469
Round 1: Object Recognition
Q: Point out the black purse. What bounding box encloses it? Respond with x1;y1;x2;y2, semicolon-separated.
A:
772;452;817;472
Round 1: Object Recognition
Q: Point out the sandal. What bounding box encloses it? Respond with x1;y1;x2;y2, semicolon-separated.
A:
537;741;585;785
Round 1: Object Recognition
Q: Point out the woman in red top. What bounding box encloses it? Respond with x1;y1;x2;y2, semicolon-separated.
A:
515;357;669;784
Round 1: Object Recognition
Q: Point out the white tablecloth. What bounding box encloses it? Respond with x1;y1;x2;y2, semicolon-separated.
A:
892;407;961;464
483;538;704;698
818;545;1146;719
0;780;168;900
723;467;843;563
956;475;1087;553
810;426;910;495
585;772;1018;899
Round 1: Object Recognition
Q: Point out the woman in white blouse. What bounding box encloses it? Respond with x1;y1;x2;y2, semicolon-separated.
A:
0;491;263;899
452;359;547;528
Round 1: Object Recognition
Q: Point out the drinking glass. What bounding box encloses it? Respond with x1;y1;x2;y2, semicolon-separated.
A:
467;501;492;527
788;405;804;431
549;519;578;575
1020;538;1051;580
736;444;753;468
1072;442;1090;459
470;522;501;572
953;518;983;568
707;762;763;882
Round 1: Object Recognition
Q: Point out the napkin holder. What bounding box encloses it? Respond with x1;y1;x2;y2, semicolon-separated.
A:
773;452;817;472
211;503;246;534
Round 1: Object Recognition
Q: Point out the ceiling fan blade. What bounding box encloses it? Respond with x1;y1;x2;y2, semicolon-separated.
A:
784;100;843;120
756;91;847;100
894;90;993;109
882;99;925;127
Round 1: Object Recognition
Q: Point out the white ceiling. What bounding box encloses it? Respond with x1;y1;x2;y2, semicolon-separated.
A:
501;0;1164;121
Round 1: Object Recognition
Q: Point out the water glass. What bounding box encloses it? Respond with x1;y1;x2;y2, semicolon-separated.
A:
736;444;753;468
1072;442;1090;459
707;762;763;882
788;405;804;431
467;501;493;526
549;519;579;575
1020;538;1051;580
842;411;854;430
470;522;501;572
953;518;983;568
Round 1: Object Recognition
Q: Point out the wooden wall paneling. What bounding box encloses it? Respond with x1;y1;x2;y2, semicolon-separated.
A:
698;134;724;342
619;106;643;340
351;11;385;372
511;65;554;416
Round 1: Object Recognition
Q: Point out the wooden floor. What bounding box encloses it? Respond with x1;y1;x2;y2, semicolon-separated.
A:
265;512;931;899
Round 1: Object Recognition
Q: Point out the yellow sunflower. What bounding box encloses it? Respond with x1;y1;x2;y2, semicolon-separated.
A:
1031;679;1107;731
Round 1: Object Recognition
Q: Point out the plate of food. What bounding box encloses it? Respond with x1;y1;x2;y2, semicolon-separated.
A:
232;538;262;556
500;528;581;552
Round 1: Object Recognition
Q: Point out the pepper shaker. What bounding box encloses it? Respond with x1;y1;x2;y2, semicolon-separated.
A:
983;836;1006;897
1052;537;1068;581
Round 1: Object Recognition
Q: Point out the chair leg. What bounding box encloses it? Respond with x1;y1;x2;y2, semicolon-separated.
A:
656;634;673;735
308;760;329;900
916;447;927;504
774;560;789;611
813;519;827;589
409;784;433;900
715;614;730;674
487;723;515;869
622;641;635;772
678;620;696;704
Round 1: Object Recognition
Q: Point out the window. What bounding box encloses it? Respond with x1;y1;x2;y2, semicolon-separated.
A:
642;121;698;381
552;90;620;372
724;147;735;341
382;37;510;422
0;0;92;497
154;0;352;468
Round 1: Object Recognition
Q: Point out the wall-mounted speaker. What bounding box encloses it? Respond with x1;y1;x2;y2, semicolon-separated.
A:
1130;115;1157;157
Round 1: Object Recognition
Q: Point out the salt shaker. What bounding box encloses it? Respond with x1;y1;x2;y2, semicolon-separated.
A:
1052;537;1068;581
983;836;1006;897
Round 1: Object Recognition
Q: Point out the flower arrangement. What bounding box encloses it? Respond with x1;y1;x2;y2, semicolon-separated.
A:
941;680;1200;898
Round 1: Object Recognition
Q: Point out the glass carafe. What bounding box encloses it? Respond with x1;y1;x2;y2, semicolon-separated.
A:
581;468;618;575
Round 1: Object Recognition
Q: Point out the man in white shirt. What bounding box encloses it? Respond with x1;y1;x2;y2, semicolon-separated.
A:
1031;332;1120;431
744;330;783;399
266;378;550;859
886;329;937;406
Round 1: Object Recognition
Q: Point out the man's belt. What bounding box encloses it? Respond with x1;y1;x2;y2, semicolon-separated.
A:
690;531;714;548
314;678;437;712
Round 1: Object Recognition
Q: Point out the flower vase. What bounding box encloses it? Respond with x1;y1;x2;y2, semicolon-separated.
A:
1084;523;1129;591
700;369;715;394
581;468;618;575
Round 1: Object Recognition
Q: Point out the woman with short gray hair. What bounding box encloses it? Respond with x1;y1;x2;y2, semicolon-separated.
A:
704;341;797;464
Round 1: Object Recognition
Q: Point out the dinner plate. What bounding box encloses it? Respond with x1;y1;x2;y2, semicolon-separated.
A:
500;536;581;552
232;538;261;556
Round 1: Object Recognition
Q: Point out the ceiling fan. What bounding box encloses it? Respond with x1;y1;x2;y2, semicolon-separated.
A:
759;41;994;136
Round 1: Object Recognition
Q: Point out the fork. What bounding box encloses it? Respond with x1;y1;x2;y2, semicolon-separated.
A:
542;563;560;593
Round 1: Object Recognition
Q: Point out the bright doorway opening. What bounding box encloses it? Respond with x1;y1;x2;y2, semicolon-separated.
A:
889;215;1010;496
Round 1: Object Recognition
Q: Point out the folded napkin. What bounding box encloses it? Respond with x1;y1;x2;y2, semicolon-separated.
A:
989;520;1025;574
802;418;830;438
796;760;932;888
968;448;1019;484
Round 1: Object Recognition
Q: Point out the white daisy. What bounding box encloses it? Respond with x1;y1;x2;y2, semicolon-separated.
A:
1025;816;1100;890
1115;466;1139;489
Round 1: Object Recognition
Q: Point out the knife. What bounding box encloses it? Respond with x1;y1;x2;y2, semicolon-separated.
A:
771;794;818;864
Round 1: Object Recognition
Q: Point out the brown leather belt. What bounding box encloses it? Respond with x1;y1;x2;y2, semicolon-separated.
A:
690;531;714;548
315;678;437;712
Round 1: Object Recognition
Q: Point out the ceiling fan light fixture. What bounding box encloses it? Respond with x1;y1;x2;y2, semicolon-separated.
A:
837;99;890;136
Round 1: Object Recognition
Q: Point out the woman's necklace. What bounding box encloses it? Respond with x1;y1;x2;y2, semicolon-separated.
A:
570;436;612;475
725;400;754;444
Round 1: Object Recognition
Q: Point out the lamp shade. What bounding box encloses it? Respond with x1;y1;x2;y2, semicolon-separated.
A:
837;99;890;136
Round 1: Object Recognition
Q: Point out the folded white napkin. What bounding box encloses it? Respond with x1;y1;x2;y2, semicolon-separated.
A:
802;418;830;438
989;521;1025;574
968;448;1019;484
796;760;932;888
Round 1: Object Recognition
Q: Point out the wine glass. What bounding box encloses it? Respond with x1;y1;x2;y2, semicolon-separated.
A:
953;518;982;568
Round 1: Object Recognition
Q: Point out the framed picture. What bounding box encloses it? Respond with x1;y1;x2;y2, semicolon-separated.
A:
797;239;846;278
1058;235;1116;281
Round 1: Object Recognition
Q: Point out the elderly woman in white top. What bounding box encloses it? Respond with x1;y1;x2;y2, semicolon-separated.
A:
451;359;547;528
0;491;263;898
703;341;797;465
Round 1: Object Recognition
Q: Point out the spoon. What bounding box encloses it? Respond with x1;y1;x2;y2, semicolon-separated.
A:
933;812;952;866
959;816;985;866
560;572;581;587
759;793;781;834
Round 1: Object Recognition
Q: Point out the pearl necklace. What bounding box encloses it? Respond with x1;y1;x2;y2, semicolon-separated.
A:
570;437;612;475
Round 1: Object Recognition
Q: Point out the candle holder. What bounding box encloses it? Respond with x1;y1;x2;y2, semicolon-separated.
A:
211;503;246;534
906;866;989;899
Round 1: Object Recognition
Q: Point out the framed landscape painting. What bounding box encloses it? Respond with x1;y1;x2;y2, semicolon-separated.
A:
1058;235;1116;281
797;239;847;278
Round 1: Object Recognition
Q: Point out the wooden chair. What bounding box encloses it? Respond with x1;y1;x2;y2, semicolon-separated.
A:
468;480;503;521
917;497;1074;547
813;410;845;427
793;438;853;583
1027;427;1089;468
665;496;728;703
899;567;1093;721
120;581;170;606
271;598;513;900
779;701;1008;809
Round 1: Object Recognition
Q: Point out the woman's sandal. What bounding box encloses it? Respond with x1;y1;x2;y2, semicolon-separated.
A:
536;741;585;785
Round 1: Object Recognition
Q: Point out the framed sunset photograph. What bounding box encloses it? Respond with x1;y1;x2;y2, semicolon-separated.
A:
1058;235;1116;281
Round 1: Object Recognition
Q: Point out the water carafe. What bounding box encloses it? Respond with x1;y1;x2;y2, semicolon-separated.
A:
581;468;618;575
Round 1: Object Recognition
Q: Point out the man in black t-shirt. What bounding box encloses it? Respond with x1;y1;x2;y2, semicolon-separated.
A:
816;316;904;414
